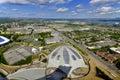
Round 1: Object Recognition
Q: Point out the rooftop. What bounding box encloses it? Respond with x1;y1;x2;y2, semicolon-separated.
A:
0;36;10;45
7;68;46;80
47;46;88;78
110;47;120;54
3;46;33;65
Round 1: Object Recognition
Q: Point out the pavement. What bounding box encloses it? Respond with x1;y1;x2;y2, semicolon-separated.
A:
57;30;120;78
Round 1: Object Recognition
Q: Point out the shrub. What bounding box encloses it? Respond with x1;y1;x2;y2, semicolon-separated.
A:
96;67;112;80
13;56;32;65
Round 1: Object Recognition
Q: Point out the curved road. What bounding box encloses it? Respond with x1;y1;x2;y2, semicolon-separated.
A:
58;30;120;78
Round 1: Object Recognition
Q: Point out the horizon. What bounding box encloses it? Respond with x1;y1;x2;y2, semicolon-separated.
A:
0;0;120;18
0;17;120;20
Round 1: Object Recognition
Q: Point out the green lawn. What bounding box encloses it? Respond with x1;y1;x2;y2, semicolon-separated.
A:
73;45;88;56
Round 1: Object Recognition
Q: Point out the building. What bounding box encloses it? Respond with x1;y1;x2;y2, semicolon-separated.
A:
47;46;89;78
96;52;108;57
39;47;43;51
45;37;60;44
94;40;117;47
110;47;120;54
0;36;10;46
6;46;89;80
105;55;117;63
32;48;38;54
7;68;46;80
45;30;61;44
78;28;90;31
3;46;33;65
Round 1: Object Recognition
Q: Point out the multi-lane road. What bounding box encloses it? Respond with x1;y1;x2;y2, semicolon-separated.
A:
58;30;120;78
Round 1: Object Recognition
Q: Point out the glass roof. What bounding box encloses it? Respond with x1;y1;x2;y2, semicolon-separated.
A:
63;48;69;64
68;48;81;59
51;47;60;58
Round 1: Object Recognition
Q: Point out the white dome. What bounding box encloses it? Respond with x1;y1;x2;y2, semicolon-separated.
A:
47;46;88;77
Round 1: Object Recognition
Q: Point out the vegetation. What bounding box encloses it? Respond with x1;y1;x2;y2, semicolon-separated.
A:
96;67;112;80
116;61;120;69
38;32;52;38
12;35;22;42
73;45;88;56
0;43;20;54
88;23;111;28
64;23;86;28
13;56;32;65
100;46;110;52
0;18;19;23
0;34;12;39
39;38;45;46
0;54;8;65
110;33;120;40
42;58;47;63
114;58;120;69
0;45;11;65
0;72;6;77
0;46;9;55
0;33;23;42
0;43;21;65
90;37;99;42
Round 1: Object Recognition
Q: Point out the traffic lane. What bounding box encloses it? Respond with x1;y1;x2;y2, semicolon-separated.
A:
62;34;120;75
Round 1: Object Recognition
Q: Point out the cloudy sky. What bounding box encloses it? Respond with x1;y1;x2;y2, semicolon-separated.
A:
0;0;120;18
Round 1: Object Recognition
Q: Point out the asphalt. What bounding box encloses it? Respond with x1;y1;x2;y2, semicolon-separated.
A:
57;30;120;77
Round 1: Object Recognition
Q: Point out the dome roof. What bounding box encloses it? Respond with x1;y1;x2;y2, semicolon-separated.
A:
47;46;88;77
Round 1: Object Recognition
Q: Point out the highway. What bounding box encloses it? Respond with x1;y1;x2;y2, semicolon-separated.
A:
58;31;120;78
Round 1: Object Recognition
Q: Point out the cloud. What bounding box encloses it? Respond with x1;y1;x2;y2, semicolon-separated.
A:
97;6;117;15
116;10;120;13
100;7;114;11
57;7;69;12
0;0;29;4
72;11;78;15
49;0;66;4
76;4;83;8
0;0;73;5
90;0;118;6
89;6;120;15
55;0;73;4
12;8;18;11
72;11;75;13
77;9;85;12
48;6;58;9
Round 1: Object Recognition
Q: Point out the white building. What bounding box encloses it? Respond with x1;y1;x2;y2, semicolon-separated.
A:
45;30;61;44
110;47;120;54
32;48;38;54
39;47;43;51
7;68;46;80
6;46;89;79
47;46;89;78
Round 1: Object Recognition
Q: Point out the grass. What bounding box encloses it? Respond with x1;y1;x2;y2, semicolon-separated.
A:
73;45;88;56
13;56;32;66
32;53;40;60
0;55;8;65
0;43;21;65
42;58;47;63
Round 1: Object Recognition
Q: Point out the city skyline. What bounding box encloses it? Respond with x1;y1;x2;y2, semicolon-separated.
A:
0;0;120;18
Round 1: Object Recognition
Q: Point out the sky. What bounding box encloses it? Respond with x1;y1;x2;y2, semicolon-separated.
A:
0;0;120;18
